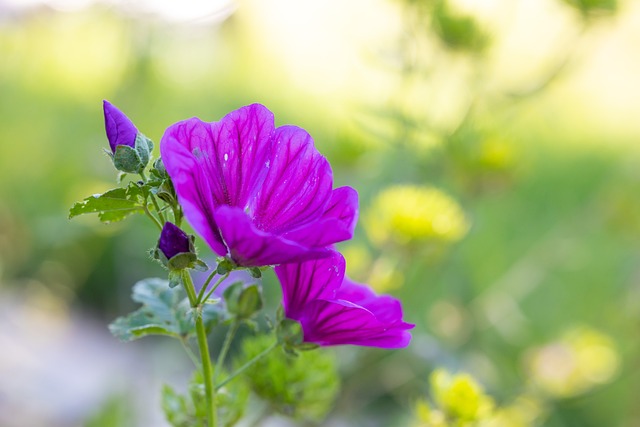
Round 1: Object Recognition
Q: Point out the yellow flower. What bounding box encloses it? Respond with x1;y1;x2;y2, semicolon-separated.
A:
431;369;494;423
365;185;469;247
526;326;619;398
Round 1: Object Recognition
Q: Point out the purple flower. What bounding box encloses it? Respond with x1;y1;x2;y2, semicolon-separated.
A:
275;251;414;348
103;100;138;153
158;222;191;260
160;104;358;267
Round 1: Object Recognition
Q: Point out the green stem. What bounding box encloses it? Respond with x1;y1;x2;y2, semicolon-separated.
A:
216;341;278;391
214;321;239;384
172;203;182;227
197;270;225;304
150;195;166;224
182;271;217;427
139;171;166;224
142;204;163;231
200;272;230;305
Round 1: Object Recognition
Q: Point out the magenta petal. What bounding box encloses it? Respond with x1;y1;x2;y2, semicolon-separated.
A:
338;278;411;325
162;104;274;208
299;299;413;348
213;205;331;267
251;125;333;233
160;118;227;256
274;251;345;319
283;186;359;247
103;100;138;153
205;104;275;207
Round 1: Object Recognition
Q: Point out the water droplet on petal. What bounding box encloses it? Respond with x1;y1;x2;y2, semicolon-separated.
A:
224;153;229;161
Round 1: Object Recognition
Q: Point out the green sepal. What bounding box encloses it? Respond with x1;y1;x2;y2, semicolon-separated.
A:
249;267;262;278
113;144;143;174
167;252;198;270
135;133;153;168
216;258;236;275
168;270;182;288
110;133;153;174
193;259;209;272
68;185;145;223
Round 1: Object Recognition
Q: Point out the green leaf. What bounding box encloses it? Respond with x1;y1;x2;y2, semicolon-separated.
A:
69;186;145;223
108;278;192;342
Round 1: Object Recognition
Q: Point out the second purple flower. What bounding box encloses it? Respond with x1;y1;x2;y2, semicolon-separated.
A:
160;104;358;267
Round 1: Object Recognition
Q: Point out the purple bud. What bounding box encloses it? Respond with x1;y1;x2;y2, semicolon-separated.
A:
158;222;191;260
103;100;138;153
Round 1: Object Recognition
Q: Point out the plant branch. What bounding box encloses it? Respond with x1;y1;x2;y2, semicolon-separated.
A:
182;271;217;427
216;340;278;391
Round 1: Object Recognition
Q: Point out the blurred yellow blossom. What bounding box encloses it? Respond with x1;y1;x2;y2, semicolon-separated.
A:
365;185;469;247
525;326;619;398
478;138;514;172
431;369;495;422
413;369;494;426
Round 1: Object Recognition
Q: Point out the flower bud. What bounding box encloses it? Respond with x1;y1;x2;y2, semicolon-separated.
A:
223;282;263;320
159;222;190;259
103;100;153;173
104;100;137;153
154;222;199;271
153;157;168;178
277;318;304;350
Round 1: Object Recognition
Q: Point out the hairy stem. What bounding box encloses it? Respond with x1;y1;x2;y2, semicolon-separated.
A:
182;271;217;427
139;171;166;224
142;204;163;231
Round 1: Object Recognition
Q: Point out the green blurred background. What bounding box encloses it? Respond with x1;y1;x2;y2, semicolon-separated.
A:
1;0;640;426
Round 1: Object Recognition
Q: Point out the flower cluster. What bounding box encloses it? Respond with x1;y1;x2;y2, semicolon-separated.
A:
103;101;413;349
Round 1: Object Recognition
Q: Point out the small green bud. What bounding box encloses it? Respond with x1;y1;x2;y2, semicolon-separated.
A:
216;258;236;275
224;282;263;320
277;318;304;349
249;267;262;278
153;157;168;178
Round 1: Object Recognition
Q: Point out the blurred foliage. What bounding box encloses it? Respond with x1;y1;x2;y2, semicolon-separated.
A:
562;0;618;17
84;393;136;427
0;0;639;426
236;334;340;423
162;371;249;427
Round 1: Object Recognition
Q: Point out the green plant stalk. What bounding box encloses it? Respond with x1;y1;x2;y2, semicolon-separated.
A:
199;272;230;305
140;171;166;224
182;271;217;427
142;204;163;231
214;321;239;384
216;340;278;390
